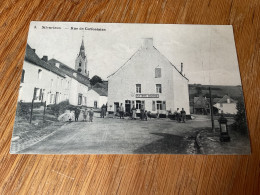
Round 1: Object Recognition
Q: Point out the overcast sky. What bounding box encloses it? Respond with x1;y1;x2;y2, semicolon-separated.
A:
27;22;242;86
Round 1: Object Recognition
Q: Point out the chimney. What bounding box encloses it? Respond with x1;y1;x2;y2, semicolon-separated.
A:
181;62;183;74
32;49;36;53
55;62;60;68
42;55;48;62
142;38;153;49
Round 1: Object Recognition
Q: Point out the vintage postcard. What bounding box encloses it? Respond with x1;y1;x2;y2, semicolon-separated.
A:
10;22;250;154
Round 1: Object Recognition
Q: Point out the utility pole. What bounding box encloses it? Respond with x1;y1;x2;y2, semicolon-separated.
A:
209;87;215;132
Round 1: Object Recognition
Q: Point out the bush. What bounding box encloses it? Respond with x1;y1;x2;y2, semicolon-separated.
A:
17;101;30;118
50;101;70;116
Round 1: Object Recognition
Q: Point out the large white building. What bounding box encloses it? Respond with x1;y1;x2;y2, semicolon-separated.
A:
107;38;190;115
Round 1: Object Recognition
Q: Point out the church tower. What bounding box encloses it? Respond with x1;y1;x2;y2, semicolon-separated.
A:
75;37;88;77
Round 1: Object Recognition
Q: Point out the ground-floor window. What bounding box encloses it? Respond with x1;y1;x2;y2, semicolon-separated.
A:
94;101;97;108
84;97;87;105
136;100;145;109
78;93;82;105
153;100;166;111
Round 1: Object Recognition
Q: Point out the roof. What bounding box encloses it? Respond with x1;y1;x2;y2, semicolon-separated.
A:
91;87;108;96
107;44;189;81
25;44;66;78
217;95;237;104
48;58;90;87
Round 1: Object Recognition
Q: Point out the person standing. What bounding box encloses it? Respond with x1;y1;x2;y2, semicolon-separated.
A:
175;108;180;122
181;108;186;123
82;108;88;122
75;108;80;122
89;108;94;122
140;105;145;120
101;104;106;118
131;105;136;120
119;103;124;119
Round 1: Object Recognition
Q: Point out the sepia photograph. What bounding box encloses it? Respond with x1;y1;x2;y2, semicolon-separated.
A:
10;21;251;154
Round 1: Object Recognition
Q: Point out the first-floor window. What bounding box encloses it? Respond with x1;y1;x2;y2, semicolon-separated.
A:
156;84;162;93
136;84;141;93
78;93;82;105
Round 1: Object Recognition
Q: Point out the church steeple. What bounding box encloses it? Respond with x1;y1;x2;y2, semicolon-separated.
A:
75;36;88;77
79;36;86;58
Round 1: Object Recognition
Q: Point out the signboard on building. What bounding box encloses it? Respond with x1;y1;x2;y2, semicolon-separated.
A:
136;94;159;98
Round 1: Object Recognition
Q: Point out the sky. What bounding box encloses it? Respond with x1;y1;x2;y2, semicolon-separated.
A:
27;22;242;86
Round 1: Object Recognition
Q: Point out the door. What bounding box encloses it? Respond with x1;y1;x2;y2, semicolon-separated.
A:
114;102;119;113
125;100;131;115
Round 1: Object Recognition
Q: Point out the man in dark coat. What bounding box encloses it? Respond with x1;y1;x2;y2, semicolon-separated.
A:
180;108;186;123
75;108;80;122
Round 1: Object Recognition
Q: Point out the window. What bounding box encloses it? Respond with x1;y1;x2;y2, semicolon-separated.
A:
84;97;87;105
78;93;82;105
136;100;141;109
50;94;54;103
38;69;42;79
94;101;97;108
78;68;82;72
156;101;166;110
156;101;162;110
136;100;145;109
33;88;41;100
156;84;162;93
79;62;82;67
21;69;25;83
136;84;141;93
155;68;161;78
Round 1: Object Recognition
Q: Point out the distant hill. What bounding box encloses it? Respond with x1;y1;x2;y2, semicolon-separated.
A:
189;84;243;100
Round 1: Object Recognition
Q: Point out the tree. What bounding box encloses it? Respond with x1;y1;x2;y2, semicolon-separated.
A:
90;75;102;86
233;96;248;134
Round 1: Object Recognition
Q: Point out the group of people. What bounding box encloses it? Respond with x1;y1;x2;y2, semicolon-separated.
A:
174;108;186;123
72;107;94;122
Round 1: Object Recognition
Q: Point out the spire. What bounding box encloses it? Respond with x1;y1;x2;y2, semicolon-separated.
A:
80;35;85;51
79;35;86;58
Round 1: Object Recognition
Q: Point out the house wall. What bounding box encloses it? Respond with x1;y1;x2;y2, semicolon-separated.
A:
18;61;69;105
18;60;89;106
86;90;108;108
214;103;237;114
107;44;190;114
69;79;88;106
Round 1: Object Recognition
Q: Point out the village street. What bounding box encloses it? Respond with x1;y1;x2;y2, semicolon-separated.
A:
18;116;215;154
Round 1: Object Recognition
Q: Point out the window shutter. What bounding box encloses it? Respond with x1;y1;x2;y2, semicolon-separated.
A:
162;101;166;110
152;101;155;111
21;70;25;83
142;101;145;109
39;89;42;101
33;88;37;100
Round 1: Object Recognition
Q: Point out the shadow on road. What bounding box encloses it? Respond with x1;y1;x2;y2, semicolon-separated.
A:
133;132;199;154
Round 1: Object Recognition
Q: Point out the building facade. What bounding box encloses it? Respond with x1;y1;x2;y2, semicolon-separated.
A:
107;38;190;115
19;42;90;107
213;95;237;114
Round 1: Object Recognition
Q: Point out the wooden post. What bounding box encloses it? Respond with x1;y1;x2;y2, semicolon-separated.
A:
30;98;34;124
43;101;46;122
209;87;215;132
